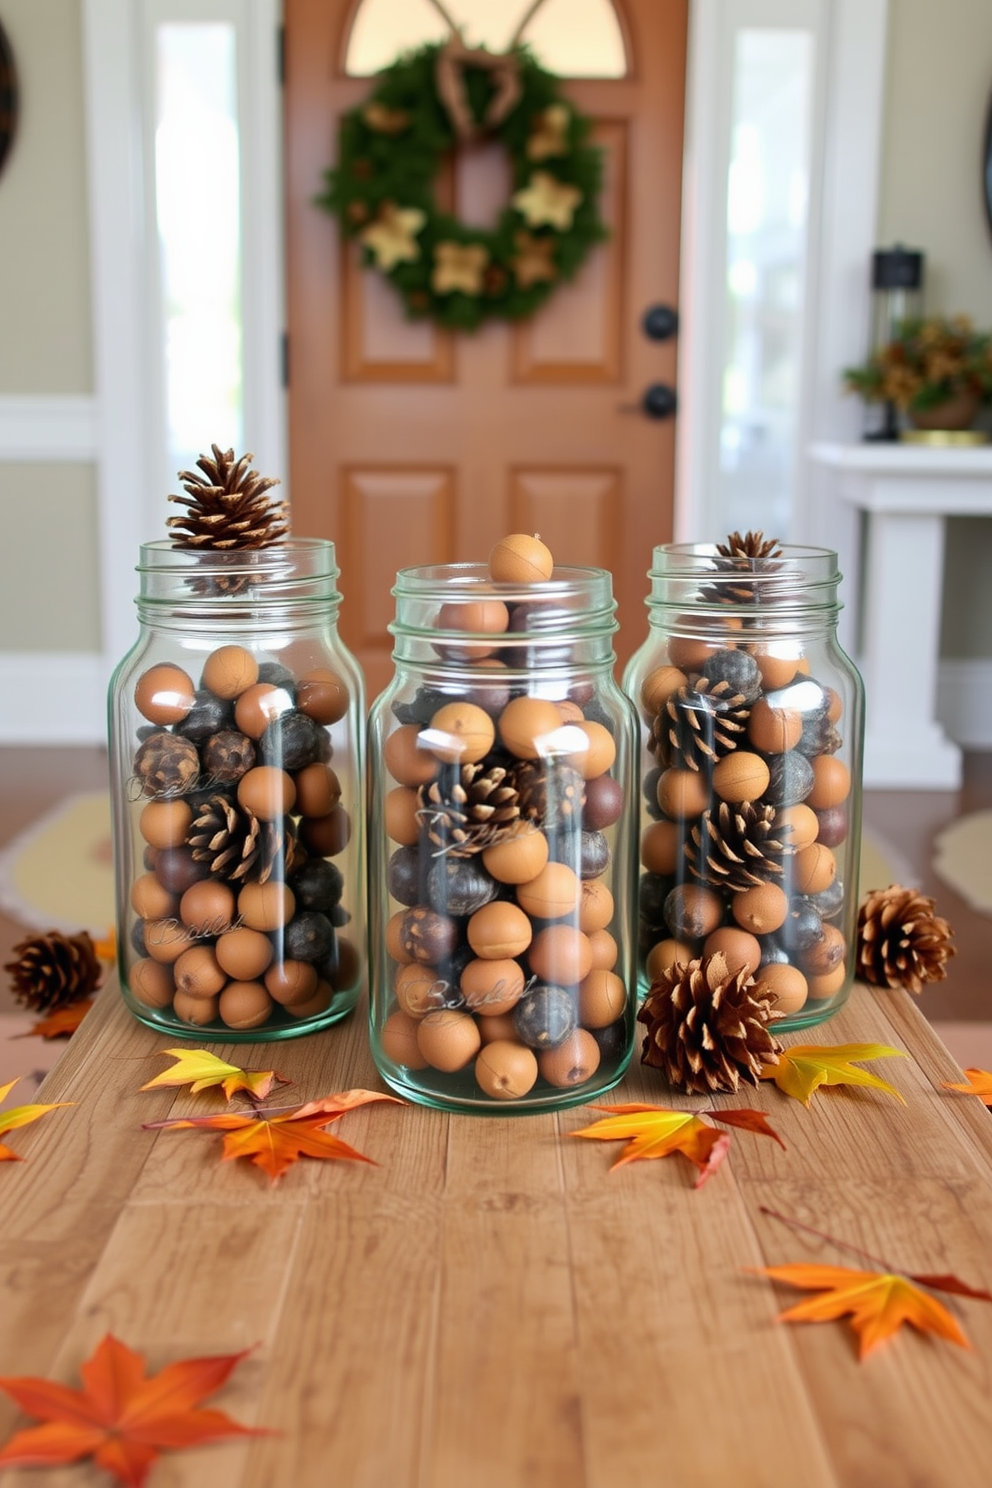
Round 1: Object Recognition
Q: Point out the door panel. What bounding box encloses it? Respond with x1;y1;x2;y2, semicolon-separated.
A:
285;0;687;697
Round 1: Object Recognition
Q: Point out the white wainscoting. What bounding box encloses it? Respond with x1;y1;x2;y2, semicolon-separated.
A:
0;655;108;744
0;396;99;460
937;660;992;753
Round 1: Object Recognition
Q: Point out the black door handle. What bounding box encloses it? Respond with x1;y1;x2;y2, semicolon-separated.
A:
642;304;679;342
641;383;677;419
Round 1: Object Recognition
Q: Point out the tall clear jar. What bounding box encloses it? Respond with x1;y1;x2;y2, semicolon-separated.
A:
368;564;638;1113
108;540;365;1039
622;544;864;1031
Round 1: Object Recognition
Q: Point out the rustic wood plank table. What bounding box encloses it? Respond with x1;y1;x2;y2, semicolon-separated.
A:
3;979;992;1487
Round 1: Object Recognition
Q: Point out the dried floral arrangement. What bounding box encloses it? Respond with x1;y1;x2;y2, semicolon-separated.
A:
844;315;992;412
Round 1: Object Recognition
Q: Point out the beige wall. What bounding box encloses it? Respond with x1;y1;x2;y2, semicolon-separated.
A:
0;0;98;658
877;0;992;660
0;0;92;393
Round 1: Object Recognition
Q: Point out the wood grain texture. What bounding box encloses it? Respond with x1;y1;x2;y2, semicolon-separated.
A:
3;980;992;1486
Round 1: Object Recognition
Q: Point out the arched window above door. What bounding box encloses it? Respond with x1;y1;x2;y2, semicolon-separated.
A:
345;0;628;78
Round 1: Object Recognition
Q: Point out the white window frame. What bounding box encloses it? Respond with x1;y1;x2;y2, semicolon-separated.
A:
82;0;284;679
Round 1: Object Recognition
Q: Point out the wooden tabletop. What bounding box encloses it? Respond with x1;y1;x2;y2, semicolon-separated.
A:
3;979;992;1487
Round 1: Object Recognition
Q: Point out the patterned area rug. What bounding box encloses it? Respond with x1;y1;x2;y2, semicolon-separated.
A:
0;791;115;938
933;809;992;916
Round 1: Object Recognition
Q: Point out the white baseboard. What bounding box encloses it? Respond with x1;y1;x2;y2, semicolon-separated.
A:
0;396;99;461
937;659;992;751
0;655;108;743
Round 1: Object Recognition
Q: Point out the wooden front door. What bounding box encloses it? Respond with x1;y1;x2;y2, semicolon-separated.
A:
284;0;687;698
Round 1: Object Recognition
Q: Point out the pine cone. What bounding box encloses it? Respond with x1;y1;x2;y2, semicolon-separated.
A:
512;759;585;831
418;762;521;856
132;731;200;798
686;801;796;890
649;678;751;770
5;930;102;1013
700;530;785;607
638;951;783;1094
187;793;292;884
166;445;288;552
856;884;956;994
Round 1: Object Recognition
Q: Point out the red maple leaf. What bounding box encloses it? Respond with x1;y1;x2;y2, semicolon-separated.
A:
0;1333;266;1487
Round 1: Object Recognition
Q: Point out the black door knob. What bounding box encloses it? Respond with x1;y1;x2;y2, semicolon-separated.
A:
642;383;677;420
642;304;679;341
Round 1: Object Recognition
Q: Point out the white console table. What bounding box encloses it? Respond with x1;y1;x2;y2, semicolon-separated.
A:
810;440;992;790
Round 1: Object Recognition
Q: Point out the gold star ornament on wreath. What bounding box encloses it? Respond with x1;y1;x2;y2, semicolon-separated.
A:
316;38;609;331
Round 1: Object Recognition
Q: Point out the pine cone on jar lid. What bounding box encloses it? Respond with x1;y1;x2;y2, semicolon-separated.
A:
685;800;796;891
638;951;784;1095
856;884;956;994
418;762;521;856
4;930;103;1013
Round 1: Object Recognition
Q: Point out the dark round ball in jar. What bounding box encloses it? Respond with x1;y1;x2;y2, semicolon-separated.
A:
578;830;611;880
639;871;676;932
387;846;424;907
582;773;624;831
257;661;297;693
259;710;326;771
400;906;460;965
154;845;212;895
201;729;257;785
813;806;848;847
589;1016;628;1064
764;750;815;807
282;910;336;964
777;899;824;954
427;856;499;918
699;647;762;703
391;686;452;726
290;857;345;914
808;877;845;920
173;689;235;743
130;917;149;956
513;984;578;1050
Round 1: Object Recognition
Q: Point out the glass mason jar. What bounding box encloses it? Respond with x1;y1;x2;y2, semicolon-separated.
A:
368;563;638;1113
622;543;864;1032
108;539;365;1040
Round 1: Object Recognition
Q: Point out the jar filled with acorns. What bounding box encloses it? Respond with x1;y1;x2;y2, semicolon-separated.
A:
368;535;638;1113
622;535;865;1065
107;446;365;1039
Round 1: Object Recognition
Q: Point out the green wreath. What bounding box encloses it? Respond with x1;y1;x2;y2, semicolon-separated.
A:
317;41;609;331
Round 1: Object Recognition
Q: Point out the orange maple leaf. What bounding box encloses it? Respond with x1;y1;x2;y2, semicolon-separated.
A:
143;1089;402;1182
0;1078;74;1162
0;1332;265;1487
758;1263;971;1358
943;1067;992;1105
16;1000;94;1039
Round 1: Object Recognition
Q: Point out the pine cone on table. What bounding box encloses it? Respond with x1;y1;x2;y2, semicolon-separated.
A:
187;794;292;884
418;763;522;856
5;930;102;1013
685;800;796;891
638;951;784;1095
649;678;751;770
856;884;956;993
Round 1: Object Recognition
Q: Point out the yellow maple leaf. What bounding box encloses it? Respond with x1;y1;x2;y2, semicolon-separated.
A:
758;1263;970;1358
0;1079;74;1163
943;1067;992;1105
760;1042;906;1106
572;1103;731;1187
140;1048;289;1103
